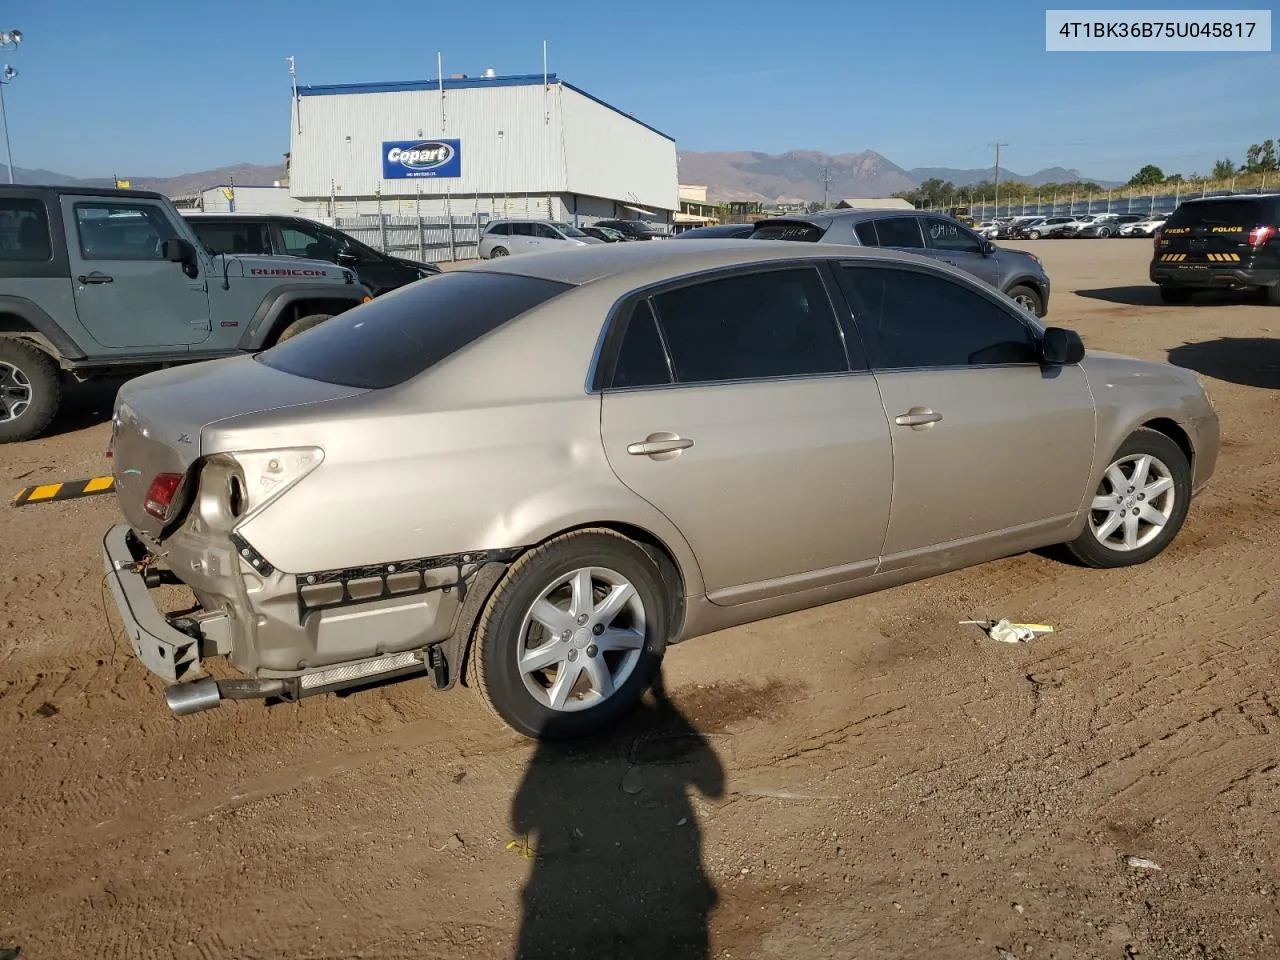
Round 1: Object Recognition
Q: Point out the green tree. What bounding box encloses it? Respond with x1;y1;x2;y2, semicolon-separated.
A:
1128;164;1166;186
1211;158;1237;180
1165;173;1185;183
806;201;824;213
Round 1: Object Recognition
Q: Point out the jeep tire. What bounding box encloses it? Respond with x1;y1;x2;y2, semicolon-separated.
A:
276;313;331;344
0;338;61;444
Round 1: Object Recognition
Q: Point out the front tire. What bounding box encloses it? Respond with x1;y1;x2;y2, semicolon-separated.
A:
0;338;61;444
1028;230;1042;240
1267;284;1280;306
1006;283;1045;317
489;246;509;258
275;313;331;343
1159;286;1192;304
472;529;672;740
1064;428;1191;568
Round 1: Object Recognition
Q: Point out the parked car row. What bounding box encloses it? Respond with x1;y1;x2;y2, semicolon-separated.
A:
975;213;1166;240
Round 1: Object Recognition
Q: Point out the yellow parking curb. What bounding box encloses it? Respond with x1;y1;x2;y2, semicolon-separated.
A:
12;475;116;507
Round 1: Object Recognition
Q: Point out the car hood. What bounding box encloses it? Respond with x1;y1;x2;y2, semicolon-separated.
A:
391;256;441;273
110;356;368;540
213;253;354;283
1080;350;1207;395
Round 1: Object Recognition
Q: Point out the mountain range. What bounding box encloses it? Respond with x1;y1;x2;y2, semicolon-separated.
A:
676;151;1121;203
3;151;1117;204
1;163;286;196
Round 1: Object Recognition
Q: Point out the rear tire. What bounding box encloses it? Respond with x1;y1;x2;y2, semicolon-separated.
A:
275;313;330;343
1159;286;1192;304
1267;284;1280;307
472;529;672;740
1064;428;1191;569
0;338;61;444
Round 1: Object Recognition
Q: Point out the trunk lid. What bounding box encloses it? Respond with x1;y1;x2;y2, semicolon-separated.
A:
1157;198;1279;264
110;356;368;539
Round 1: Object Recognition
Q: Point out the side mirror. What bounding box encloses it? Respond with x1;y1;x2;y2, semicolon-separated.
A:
163;237;195;264
1041;326;1085;365
981;239;996;256
336;247;361;265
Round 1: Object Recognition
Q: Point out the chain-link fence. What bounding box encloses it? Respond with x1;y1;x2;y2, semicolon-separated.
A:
924;181;1275;221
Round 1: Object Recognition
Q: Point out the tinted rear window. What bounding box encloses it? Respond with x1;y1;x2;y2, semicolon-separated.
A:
749;221;827;242
257;271;572;389
1166;199;1278;229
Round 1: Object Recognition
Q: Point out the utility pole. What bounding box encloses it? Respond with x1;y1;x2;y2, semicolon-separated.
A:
822;166;831;209
988;141;1007;216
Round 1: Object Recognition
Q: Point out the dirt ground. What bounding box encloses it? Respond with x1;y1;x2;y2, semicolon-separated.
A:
2;239;1277;960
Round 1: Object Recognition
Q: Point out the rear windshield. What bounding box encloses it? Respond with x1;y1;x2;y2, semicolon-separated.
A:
1166;199;1278;229
257;271;572;389
749;221;827;242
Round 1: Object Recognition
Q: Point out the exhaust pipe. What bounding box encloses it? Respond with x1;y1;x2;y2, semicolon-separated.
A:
165;677;288;716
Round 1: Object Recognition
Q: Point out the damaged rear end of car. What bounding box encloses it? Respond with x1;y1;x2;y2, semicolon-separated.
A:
103;270;573;716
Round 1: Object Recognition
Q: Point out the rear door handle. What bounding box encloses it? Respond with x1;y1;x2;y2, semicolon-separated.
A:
627;434;694;459
895;409;943;429
77;273;114;284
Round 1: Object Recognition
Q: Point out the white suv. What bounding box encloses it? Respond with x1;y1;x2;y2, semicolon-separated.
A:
478;219;604;258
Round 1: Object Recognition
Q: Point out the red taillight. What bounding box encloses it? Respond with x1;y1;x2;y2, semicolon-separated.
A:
1247;225;1276;248
143;473;183;520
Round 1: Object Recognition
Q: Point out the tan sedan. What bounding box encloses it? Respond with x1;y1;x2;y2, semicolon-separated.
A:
103;241;1220;739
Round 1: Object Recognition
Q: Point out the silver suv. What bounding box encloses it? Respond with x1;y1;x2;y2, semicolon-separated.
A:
749;209;1052;316
478;219;603;258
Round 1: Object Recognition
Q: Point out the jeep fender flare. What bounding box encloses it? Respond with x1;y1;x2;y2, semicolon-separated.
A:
0;295;86;361
238;283;368;351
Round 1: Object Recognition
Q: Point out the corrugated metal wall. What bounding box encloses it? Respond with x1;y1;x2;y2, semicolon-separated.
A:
290;83;564;199
289;80;677;214
559;86;678;215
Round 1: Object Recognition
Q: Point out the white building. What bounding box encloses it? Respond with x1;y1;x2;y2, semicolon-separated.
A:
288;72;678;226
174;184;322;216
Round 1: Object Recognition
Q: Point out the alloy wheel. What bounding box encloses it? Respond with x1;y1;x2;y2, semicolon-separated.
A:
1089;453;1176;551
517;567;647;712
0;360;32;423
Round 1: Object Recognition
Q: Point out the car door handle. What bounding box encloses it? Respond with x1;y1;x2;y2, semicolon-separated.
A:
627;434;694;459
895;409;943;428
77;273;113;284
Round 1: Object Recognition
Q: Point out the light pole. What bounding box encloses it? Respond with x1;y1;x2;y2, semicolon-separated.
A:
0;30;21;185
0;65;16;184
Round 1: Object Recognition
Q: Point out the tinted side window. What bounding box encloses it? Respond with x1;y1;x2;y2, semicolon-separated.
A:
853;221;879;245
281;223;336;259
609;300;671;389
535;223;560;239
748;221;826;242
512;223;536;237
487;223;510;236
869;217;923;248
0;199;52;261
839;266;1038;369
651;268;847;384
923;217;982;253
192;221;271;255
259;272;572;389
74;202;178;261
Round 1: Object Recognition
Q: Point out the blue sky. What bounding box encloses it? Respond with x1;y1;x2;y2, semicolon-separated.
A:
8;0;1277;181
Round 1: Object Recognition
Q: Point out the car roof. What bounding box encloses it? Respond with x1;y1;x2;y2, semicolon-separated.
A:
184;213;302;221
0;184;169;202
463;238;949;286
752;208;930;228
1182;193;1280;204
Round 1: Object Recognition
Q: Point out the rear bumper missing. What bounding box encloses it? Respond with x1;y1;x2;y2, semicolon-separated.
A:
103;523;514;716
103;524;214;683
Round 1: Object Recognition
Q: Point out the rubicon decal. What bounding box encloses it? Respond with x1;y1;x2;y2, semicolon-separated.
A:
250;267;330;277
382;138;463;180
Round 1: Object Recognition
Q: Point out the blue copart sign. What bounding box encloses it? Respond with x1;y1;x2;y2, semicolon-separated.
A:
382;139;462;179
